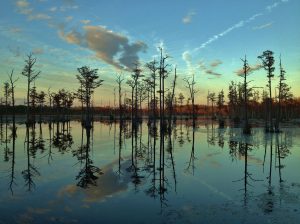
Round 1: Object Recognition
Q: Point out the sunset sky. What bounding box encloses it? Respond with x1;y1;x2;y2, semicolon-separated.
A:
0;0;299;105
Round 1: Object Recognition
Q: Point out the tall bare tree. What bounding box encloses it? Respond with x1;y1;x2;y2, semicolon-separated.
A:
21;53;41;125
8;69;19;133
241;56;251;134
184;73;198;127
116;73;125;120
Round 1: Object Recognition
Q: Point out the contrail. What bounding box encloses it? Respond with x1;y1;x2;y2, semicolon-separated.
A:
193;0;289;52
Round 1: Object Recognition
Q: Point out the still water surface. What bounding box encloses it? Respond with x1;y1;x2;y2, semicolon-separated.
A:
0;120;299;223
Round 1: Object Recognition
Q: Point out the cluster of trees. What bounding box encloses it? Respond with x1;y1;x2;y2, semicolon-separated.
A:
0;50;299;135
205;51;296;134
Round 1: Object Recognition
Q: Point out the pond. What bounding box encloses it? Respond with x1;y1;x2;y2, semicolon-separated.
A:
0;120;299;224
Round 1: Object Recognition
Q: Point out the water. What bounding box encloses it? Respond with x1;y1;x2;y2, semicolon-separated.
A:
0;120;299;224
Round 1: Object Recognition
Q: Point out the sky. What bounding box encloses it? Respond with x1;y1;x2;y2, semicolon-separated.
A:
0;0;299;106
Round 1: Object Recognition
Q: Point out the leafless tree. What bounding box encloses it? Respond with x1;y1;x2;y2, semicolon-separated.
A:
183;74;198;127
116;73;125;120
8;69;19;133
21;53;41;126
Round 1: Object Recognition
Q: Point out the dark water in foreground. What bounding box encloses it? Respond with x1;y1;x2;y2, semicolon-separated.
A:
0;120;299;224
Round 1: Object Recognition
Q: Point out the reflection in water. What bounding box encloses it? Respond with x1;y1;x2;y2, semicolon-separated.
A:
52;121;73;153
22;126;41;191
0;120;299;224
9;121;17;195
185;125;196;175
74;125;103;188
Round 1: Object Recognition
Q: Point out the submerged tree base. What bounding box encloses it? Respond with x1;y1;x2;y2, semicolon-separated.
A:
243;123;251;135
218;118;225;128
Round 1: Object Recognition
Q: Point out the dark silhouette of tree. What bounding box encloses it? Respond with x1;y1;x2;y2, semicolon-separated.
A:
228;81;239;122
275;56;292;132
76;126;102;188
3;81;11;125
21;53;41;126
208;92;216;120
22;126;40;191
126;79;135;121
183;74;198;127
115;73;125;121
131;63;144;122
146;59;159;120
217;89;225;128
8;69;19;132
76;66;103;128
178;92;185;118
158;48;170;131
9;123;17;195
241;56;251;134
166;67;177;130
37;91;46;123
258;50;275;132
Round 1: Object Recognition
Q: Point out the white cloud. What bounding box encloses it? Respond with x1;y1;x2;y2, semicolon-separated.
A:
182;11;196;24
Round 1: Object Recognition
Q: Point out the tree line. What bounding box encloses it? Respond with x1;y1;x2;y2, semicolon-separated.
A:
0;50;299;134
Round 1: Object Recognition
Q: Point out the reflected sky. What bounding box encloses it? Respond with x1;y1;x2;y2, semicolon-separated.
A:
0;120;299;224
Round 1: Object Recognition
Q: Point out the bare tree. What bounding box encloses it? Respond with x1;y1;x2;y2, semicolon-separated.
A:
178;92;185;118
208;92;216;120
8;69;19;133
21;53;41;126
241;56;251;134
3;82;11;124
146;59;159;120
116;73;125;120
217;89;225;128
183;74;198;127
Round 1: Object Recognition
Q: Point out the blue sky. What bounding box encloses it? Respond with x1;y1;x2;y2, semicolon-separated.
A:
0;0;299;105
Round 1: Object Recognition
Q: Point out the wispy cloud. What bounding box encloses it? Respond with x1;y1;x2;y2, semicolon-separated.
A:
16;0;29;8
65;16;73;22
194;13;262;51
182;11;196;24
81;20;91;25
253;22;273;30
9;27;22;34
205;69;222;77
193;0;288;52
32;47;44;54
199;60;223;78
182;50;194;74
235;63;263;76
210;59;222;67
8;45;21;57
15;0;51;21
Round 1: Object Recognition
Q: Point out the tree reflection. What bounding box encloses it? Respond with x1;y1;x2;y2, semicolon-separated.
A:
75;126;103;188
22;126;40;191
259;132;291;214
185;125;196;175
9;121;17;195
52;121;73;153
